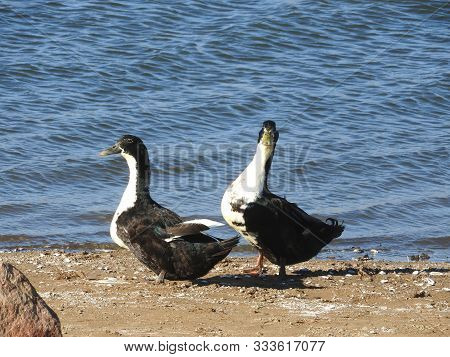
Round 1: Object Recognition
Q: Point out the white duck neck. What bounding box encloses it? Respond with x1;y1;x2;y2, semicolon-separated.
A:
116;153;139;215
233;142;274;198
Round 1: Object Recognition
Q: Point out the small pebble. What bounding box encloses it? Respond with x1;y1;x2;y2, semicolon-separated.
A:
380;280;388;284
413;290;430;298
412;271;420;275
429;272;443;276
424;278;435;286
409;253;430;261
357;254;372;261
378;271;386;275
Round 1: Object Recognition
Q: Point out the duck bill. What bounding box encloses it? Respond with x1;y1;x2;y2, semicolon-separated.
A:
99;144;121;156
261;129;277;147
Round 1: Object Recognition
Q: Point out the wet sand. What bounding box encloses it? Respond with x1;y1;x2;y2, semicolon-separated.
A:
1;250;448;337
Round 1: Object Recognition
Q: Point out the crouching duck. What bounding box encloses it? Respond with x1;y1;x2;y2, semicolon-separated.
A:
221;121;344;278
101;135;239;283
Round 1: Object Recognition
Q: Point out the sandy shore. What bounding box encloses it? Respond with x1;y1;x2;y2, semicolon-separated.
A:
1;250;448;337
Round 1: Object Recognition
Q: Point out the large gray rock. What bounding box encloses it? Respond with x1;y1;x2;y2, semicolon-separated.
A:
0;262;62;337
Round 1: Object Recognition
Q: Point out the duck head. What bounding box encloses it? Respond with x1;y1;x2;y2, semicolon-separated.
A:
100;135;151;196
258;120;279;145
257;120;279;155
100;135;145;158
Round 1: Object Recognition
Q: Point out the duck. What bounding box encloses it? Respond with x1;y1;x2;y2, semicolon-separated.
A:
100;135;239;283
221;121;344;278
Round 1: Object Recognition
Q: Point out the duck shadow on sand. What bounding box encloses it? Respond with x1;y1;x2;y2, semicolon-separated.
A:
193;274;322;290
191;266;449;290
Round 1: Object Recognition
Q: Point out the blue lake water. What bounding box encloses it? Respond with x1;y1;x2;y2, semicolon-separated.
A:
0;1;449;261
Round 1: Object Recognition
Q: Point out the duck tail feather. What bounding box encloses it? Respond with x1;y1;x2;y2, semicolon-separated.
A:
326;218;345;238
210;236;240;258
219;235;240;250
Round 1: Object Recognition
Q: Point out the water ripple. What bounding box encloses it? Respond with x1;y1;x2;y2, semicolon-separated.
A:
0;0;449;260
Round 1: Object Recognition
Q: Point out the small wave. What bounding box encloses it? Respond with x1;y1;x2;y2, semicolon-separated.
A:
0;234;32;243
0;0;448;262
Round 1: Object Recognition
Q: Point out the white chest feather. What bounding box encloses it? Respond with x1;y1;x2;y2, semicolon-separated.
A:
110;153;138;249
221;143;271;245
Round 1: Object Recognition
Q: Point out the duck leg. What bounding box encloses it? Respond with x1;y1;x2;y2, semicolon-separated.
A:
278;258;287;280
244;250;264;276
155;270;166;284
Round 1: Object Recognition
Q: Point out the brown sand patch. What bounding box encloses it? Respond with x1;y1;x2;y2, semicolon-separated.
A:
0;250;448;337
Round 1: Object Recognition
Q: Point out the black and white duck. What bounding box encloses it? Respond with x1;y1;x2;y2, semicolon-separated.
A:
101;135;239;283
221;121;344;278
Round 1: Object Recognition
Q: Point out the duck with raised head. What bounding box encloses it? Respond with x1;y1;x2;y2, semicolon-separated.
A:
221;121;344;278
100;135;239;283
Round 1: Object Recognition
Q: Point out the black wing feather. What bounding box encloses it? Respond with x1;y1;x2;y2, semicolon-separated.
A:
116;201;238;280
243;193;344;265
